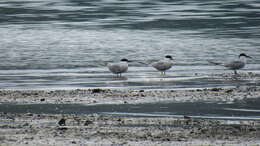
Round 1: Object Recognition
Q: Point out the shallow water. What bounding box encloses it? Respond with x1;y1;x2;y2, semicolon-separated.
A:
0;0;260;90
1;97;260;120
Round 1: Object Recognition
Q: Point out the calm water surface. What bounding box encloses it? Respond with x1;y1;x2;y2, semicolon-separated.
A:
0;0;260;90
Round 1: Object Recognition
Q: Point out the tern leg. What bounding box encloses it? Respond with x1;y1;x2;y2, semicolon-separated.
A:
162;71;166;75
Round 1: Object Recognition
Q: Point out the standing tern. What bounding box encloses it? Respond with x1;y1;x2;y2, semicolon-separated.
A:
209;53;252;74
108;58;130;77
151;55;174;75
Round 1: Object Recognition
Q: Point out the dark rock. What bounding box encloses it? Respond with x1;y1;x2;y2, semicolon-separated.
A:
40;98;45;102
58;127;68;131
23;123;29;126
92;88;104;93
249;128;257;132
163;138;171;141
211;88;222;92
84;120;93;126
139;90;144;92
26;113;33;116
225;89;233;93
71;141;77;144
58;118;66;126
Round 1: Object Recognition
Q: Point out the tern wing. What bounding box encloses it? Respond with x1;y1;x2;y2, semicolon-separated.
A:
224;61;245;70
152;61;173;71
108;63;128;74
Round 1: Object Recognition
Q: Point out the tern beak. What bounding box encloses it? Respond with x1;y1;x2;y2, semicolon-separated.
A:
246;55;252;58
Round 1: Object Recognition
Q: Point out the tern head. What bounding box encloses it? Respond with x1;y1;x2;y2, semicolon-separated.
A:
239;53;252;59
120;58;130;62
165;55;173;60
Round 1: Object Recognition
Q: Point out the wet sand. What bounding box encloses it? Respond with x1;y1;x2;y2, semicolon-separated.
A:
0;72;260;105
0;72;260;145
0;83;259;105
0;113;260;145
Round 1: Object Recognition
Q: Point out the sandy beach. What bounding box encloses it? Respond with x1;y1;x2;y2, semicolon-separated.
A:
0;73;260;145
0;83;259;105
0;113;260;145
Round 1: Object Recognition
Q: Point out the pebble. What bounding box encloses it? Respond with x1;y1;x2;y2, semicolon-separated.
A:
58;118;66;126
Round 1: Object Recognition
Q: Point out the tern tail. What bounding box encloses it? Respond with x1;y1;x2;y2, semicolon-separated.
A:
208;60;223;65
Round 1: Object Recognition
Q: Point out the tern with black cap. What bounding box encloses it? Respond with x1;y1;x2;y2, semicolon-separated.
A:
108;58;131;77
151;55;174;75
209;53;252;74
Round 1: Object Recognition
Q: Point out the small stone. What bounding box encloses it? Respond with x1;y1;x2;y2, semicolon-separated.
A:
225;89;233;93
211;88;222;92
40;98;45;102
26;113;33;116
139;90;144;92
92;88;104;93
23;123;29;126
71;141;77;144
58;127;68;131
58;118;66;126
84;120;93;126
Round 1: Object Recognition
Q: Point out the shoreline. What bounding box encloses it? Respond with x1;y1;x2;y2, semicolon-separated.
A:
0;85;259;105
0;72;259;105
0;72;260;145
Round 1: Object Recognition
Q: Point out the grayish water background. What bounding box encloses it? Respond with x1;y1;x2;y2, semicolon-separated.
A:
0;0;260;90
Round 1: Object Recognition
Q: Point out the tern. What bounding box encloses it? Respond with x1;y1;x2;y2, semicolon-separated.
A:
151;55;174;75
209;53;252;74
108;58;130;77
